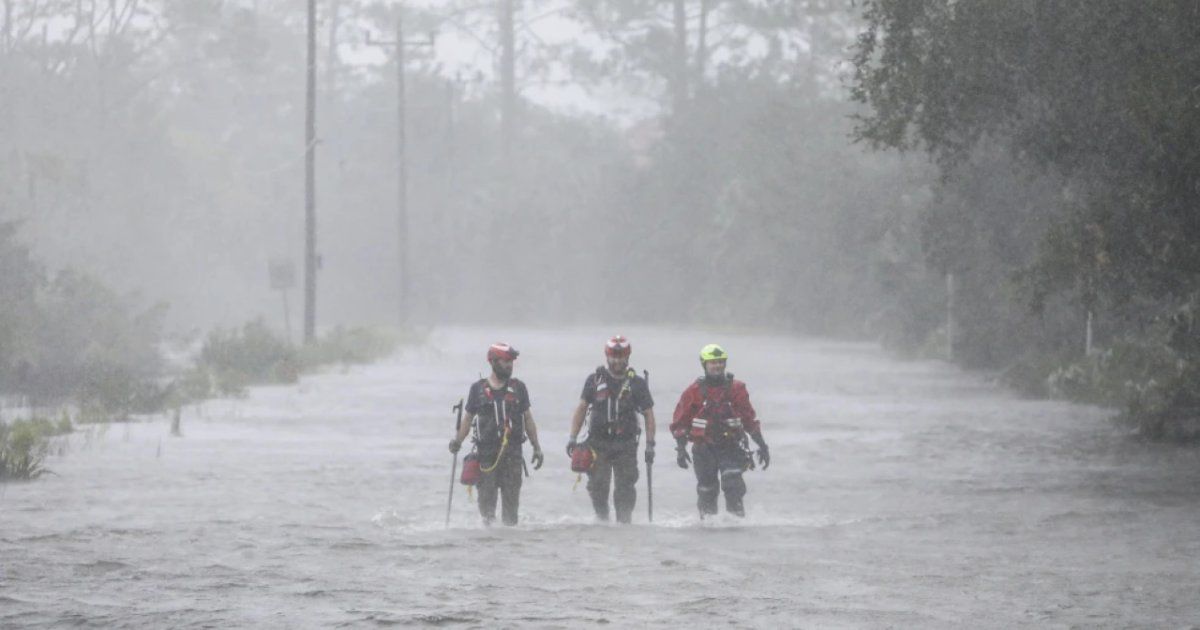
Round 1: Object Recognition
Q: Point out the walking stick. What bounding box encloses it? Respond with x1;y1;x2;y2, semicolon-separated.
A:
644;369;653;523
446;399;464;528
647;455;654;523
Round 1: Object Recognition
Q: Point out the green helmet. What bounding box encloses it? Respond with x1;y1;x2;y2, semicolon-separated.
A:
699;343;728;362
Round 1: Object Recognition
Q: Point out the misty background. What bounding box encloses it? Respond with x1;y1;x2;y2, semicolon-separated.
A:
2;0;1199;437
5;3;1200;626
1;0;923;330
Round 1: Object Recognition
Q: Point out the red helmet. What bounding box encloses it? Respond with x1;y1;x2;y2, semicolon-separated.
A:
487;342;519;362
604;335;631;358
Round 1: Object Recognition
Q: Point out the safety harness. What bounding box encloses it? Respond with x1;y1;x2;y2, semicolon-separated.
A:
692;374;744;443
692;374;756;471
589;367;639;439
472;379;521;474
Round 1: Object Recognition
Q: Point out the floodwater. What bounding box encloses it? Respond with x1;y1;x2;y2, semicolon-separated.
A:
3;326;1200;628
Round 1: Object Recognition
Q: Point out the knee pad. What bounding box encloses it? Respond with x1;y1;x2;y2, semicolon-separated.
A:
720;469;746;494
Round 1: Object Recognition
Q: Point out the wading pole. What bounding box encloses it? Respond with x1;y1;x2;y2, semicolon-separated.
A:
647;456;654;523
645;369;653;523
446;399;464;527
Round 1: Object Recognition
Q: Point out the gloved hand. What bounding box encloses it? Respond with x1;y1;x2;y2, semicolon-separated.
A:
644;440;655;465
566;438;578;457
675;437;690;469
756;445;770;470
531;448;544;470
448;438;461;454
751;432;770;470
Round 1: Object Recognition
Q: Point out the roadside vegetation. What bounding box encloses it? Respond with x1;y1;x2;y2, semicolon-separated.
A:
0;223;409;480
851;1;1200;438
0;414;72;480
4;0;1197;455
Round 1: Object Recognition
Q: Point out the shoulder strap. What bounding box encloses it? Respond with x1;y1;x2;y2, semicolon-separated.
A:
619;368;635;395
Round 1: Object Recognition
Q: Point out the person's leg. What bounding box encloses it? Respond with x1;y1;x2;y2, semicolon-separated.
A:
586;446;613;521
499;449;524;526
476;449;500;525
718;443;748;517
692;443;719;516
612;440;640;523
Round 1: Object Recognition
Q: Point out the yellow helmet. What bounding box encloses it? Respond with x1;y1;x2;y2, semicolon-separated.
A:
699;344;728;362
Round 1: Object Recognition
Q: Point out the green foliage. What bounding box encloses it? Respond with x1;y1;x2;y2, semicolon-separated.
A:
1044;298;1200;438
188;321;407;397
0;230;167;418
27;270;167;415
296;326;406;371
1047;341;1174;408
0;222;44;392
852;0;1200;435
196;319;298;396
0;415;73;481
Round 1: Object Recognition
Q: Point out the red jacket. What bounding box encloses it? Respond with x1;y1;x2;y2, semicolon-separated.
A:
671;377;760;442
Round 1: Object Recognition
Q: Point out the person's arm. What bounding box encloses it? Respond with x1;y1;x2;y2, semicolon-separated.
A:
448;388;476;453
454;413;473;444
734;382;768;469
567;399;588;455
524;410;542;451
670;389;695;441
642;407;657;465
525;409;545;469
733;382;760;434
635;377;656;443
569;400;588;441
671;389;695;468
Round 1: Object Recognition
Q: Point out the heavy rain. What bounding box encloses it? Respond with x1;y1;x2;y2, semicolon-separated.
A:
2;1;1200;627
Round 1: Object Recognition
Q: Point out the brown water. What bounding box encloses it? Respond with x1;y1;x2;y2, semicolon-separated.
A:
3;326;1199;628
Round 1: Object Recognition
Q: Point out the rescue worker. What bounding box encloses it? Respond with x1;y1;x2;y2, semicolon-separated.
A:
671;344;770;517
566;335;656;523
449;343;545;526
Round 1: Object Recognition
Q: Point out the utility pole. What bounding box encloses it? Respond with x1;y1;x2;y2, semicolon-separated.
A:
1085;310;1094;356
494;0;517;250
395;14;410;326
671;0;688;115
946;272;956;361
366;7;433;327
499;0;515;162
304;0;318;344
445;78;457;193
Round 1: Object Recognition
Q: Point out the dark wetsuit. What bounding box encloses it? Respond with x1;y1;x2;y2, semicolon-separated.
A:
581;367;653;522
466;378;531;525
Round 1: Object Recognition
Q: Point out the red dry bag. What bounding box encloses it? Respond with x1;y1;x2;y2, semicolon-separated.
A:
460;452;481;486
570;446;595;473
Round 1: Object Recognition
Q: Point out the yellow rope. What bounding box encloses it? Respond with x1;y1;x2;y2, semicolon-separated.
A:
479;429;510;473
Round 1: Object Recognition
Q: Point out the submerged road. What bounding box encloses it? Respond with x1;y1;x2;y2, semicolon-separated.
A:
3;326;1200;628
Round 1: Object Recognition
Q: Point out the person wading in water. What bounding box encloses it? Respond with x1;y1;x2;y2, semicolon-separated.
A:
671;344;769;517
449;343;545;525
566;335;656;523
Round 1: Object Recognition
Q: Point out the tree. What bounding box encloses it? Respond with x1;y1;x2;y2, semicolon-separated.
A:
851;0;1200;430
